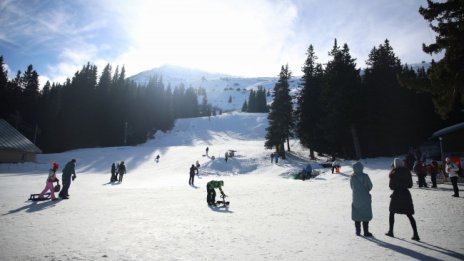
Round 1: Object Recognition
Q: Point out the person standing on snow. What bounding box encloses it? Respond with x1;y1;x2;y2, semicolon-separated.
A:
385;158;420;241
189;164;198;186
206;147;209;157
38;162;60;200
429;160;439;188
118;161;126;183
110;163;117;182
350;161;373;237
414;160;428;188
195;160;201;176
206;180;225;206
445;157;460;197
59;159;76;199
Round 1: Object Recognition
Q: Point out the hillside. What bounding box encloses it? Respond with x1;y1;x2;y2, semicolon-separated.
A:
0;112;463;260
129;64;301;111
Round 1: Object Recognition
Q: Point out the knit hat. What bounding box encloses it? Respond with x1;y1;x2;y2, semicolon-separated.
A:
52;162;59;170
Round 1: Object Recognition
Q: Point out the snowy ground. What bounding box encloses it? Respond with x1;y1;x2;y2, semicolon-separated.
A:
1;112;463;261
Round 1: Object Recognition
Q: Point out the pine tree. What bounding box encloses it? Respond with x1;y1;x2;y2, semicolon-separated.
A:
363;40;443;156
241;100;248;112
403;0;464;118
0;56;10;119
265;64;293;158
295;45;324;159
320;40;362;159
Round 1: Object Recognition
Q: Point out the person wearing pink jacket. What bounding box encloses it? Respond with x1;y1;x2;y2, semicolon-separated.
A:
39;162;60;200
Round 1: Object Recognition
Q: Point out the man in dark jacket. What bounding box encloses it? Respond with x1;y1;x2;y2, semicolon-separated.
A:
118;161;126;183
189;164;198;186
59;159;76;199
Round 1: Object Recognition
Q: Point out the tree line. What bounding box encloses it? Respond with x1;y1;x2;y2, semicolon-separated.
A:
266;0;463;159
241;86;269;113
0;60;208;152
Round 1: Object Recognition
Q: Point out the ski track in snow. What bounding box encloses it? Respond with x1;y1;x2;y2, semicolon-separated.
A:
1;112;463;261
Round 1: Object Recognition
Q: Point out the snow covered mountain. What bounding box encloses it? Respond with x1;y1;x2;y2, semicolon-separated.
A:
129;64;302;111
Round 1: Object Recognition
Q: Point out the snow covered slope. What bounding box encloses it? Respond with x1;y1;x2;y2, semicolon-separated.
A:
129;64;301;111
0;112;463;261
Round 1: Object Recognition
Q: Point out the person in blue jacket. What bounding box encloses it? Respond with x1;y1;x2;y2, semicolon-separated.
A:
350;161;373;237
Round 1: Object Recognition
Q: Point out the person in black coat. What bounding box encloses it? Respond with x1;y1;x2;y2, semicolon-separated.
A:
118;161;126;183
189;164;198;186
385;158;420;241
110;163;117;182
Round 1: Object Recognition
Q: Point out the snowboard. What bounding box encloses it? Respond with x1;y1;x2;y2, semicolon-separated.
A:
28;193;51;201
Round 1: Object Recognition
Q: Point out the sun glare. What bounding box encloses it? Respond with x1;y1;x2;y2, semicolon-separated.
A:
116;0;297;77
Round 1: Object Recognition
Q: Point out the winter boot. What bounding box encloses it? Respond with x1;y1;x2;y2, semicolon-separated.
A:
362;222;373;237
355;222;361;236
412;234;420;241
385;231;394;237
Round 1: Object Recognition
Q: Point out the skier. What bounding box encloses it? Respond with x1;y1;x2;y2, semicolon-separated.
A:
270;152;275;163
118;161;127;183
155;154;160;163
206;147;209;157
206;180;226;206
189;164;198;186
59;159;76;199
350;161;373;237
225;151;229;162
38;162;60;200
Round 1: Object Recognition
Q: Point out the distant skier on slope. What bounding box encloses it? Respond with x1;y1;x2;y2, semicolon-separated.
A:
206;180;226;206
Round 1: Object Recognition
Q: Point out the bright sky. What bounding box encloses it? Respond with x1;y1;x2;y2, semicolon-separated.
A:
0;0;439;86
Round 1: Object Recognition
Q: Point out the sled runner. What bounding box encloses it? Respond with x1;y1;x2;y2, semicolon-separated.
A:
28;193;51;201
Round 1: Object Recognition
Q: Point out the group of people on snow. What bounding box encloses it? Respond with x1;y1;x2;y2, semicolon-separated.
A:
270;152;279;163
110;161;127;183
351;153;460;242
37;159;77;200
350;158;419;240
405;148;461;195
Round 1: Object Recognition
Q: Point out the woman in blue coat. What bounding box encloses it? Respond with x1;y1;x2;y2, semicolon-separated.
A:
350;161;373;236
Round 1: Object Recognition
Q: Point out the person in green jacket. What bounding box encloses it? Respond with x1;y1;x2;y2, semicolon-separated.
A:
350;161;373;237
59;159;76;199
206;180;225;205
